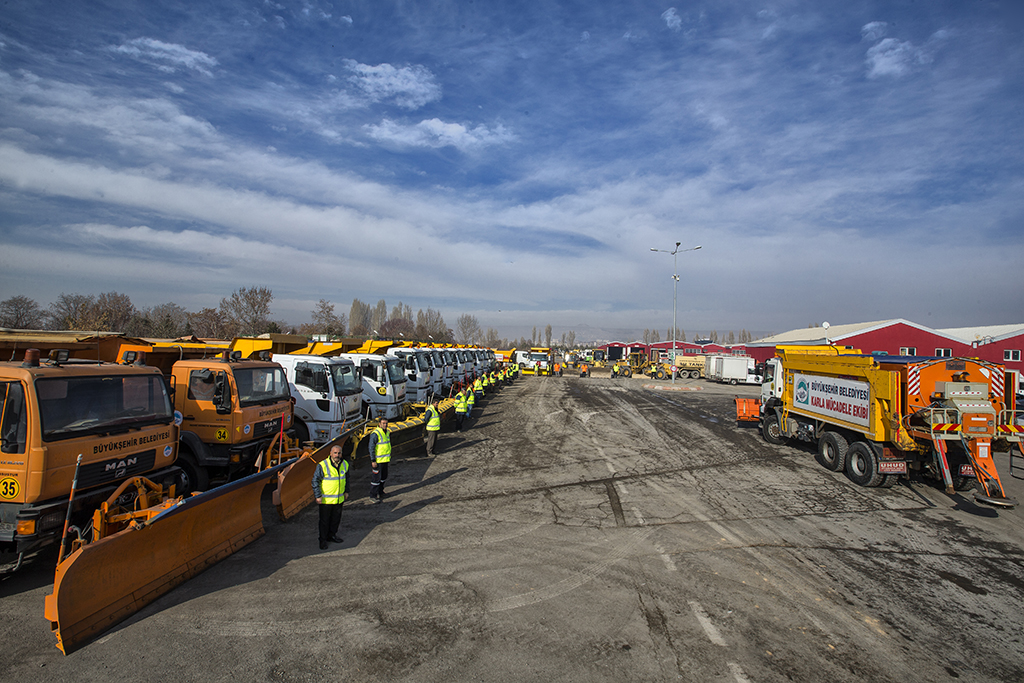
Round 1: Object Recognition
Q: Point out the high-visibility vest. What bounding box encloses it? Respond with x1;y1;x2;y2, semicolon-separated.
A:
474;378;483;392
426;405;441;431
372;427;392;462
455;392;468;414
318;457;349;504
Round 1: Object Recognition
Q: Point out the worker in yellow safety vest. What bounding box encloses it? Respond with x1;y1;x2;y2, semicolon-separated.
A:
425;397;442;455
312;444;349;549
454;389;468;432
368;417;391;502
474;376;484;401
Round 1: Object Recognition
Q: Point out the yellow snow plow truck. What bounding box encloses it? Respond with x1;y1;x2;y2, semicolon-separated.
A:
0;348;290;654
759;346;1020;508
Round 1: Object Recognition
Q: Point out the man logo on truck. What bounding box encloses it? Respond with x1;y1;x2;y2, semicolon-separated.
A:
796;379;809;405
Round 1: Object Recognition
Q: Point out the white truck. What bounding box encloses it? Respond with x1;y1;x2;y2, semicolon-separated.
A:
337;352;408;420
390;348;436;403
718;356;762;385
270;354;364;445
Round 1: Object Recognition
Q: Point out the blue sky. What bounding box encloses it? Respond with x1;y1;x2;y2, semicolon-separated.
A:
1;0;1022;340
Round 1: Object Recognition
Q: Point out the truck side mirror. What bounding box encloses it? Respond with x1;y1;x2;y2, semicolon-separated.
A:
213;373;232;414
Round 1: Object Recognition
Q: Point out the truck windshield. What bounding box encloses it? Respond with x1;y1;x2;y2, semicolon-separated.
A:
530;353;548;362
234;367;290;407
36;374;174;442
385;359;407;384
329;363;361;395
431;351;445;370
415;354;431;372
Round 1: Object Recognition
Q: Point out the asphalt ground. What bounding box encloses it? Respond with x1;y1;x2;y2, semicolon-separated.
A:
3;373;1024;682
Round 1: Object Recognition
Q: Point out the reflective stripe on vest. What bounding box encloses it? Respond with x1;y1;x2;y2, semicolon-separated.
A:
318;458;349;504
426;405;441;431
373;427;392;462
455;393;468;413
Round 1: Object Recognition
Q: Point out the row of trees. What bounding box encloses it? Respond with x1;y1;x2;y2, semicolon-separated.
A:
0;290;463;343
641;328;756;345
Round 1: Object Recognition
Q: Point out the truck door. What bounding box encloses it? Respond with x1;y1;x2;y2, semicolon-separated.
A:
182;369;231;444
294;361;334;419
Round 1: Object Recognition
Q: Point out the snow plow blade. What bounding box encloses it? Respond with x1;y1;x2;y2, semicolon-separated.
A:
44;461;289;654
734;397;760;423
273;424;364;521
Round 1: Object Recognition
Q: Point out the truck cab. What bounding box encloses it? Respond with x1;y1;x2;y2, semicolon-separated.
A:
390;348;435;403
271;354;363;445
1;350;180;565
338;352;408;420
165;354;292;491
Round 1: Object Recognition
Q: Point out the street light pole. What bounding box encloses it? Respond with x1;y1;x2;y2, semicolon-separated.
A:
650;243;702;385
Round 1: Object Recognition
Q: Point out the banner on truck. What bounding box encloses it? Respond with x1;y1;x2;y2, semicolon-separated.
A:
792;373;870;428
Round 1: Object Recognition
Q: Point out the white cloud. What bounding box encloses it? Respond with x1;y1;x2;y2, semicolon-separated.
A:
861;21;888;42
865;37;928;78
364;118;515;151
344;60;441;110
340;15;353;25
662;8;682;32
111;38;218;76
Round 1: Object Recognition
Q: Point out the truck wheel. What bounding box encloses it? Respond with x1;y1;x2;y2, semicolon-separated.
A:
879;474;898;488
818;432;848;472
293;421;311;446
761;413;784;445
177;450;209;494
950;475;974;491
846;442;884;487
655;368;666;380
730;378;738;385
690;370;700;379
622;368;632;378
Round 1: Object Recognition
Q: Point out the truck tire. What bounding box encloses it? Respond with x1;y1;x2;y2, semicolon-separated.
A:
846;442;884;487
729;378;738;385
879;474;898;488
950;475;974;491
762;413;784;445
177;449;209;494
690;370;700;379
293;421;311;446
622;367;632;378
818;432;848;472
655;368;666;380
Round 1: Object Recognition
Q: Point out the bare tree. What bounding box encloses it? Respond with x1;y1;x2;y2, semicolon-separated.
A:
456;314;482;344
544;324;552;347
48;293;96;330
309;299;346;338
566;330;576;348
220;286;273;337
484;328;502;348
0;295;46;329
416;308;450;341
349;299;372;336
390;302;413;322
727;330;735;344
90;292;136;332
370;299;388;334
380;317;415;339
128;302;191;338
189;307;231;338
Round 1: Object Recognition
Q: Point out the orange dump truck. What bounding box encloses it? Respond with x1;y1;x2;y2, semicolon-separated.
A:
759;347;1020;508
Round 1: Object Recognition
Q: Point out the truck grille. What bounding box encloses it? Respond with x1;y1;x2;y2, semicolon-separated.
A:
77;449;157;489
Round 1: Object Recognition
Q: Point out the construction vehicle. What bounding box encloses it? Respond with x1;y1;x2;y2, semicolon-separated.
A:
229;335;363;447
114;339;294;492
1;348;183;571
621;351;676;380
673;354;706;379
519;347;554;375
758;346;1019;508
0;347;289;654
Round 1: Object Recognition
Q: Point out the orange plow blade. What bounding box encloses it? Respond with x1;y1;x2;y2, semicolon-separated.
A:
734;397;760;423
44;461;289;654
273;425;363;521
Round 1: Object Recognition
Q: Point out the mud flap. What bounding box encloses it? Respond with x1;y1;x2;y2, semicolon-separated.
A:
44;461;290;654
273;426;362;521
963;439;1017;508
